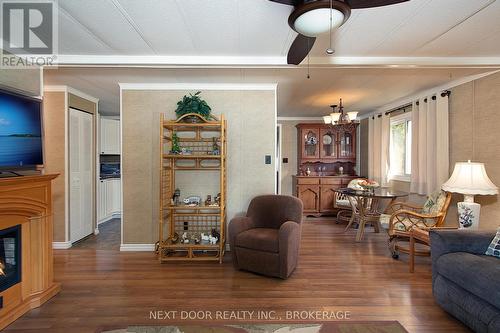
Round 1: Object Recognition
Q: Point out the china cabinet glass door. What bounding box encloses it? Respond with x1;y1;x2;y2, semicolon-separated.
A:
302;128;319;159
340;131;354;158
320;128;336;159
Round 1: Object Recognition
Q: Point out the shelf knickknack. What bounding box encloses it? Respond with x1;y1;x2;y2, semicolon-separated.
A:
158;112;227;263
175;91;216;123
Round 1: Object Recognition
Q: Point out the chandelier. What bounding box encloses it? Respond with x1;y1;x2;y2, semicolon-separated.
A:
323;98;358;125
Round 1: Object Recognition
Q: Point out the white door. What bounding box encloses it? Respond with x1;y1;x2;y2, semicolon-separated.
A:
70;108;94;243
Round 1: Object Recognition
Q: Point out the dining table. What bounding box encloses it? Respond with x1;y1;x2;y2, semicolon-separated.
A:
334;188;409;242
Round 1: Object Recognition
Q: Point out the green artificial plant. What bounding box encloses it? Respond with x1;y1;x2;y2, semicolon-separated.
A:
171;132;181;154
175;91;212;120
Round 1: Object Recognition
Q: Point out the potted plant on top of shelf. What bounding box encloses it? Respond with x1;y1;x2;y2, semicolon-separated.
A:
175;91;213;123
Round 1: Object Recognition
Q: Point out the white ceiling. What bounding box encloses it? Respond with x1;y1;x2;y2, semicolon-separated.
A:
45;0;500;116
54;0;500;65
43;67;495;116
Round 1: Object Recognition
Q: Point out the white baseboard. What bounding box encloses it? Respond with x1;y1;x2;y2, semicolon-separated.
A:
53;241;72;249
120;243;155;252
98;212;121;225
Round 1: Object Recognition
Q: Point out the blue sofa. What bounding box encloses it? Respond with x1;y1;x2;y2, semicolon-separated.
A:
430;230;500;333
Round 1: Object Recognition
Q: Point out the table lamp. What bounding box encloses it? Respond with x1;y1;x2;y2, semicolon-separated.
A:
442;161;498;229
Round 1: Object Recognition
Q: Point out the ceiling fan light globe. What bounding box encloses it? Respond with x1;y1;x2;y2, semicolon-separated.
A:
293;8;344;37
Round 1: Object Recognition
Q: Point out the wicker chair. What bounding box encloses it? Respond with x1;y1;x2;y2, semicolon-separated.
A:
382;191;452;259
335;178;367;225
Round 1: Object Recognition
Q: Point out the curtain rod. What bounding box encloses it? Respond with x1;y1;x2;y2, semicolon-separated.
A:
371;90;451;119
416;90;451;106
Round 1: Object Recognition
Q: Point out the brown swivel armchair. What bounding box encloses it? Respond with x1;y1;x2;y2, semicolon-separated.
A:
229;195;303;279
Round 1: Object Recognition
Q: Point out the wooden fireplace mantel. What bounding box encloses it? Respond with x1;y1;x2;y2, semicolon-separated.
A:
0;174;60;330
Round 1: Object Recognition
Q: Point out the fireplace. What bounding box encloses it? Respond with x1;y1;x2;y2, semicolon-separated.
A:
0;224;21;293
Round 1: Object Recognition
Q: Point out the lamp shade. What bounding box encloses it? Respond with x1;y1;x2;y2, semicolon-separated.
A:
442;161;498;195
330;113;341;123
347;112;358;121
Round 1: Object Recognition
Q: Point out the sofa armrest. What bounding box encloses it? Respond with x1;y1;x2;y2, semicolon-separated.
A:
279;221;302;279
430;230;495;259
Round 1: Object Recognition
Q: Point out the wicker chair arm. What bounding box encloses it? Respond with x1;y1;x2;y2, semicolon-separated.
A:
389;209;443;233
386;202;422;214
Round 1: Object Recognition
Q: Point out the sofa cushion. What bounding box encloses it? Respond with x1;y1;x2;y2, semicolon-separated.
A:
436;252;500;309
235;228;279;253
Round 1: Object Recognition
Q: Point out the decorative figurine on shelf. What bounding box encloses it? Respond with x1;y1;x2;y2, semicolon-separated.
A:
181;232;190;244
193;235;201;245
211;228;220;241
172;188;181;206
167;232;180;244
214;193;221;206
183;196;201;206
180;147;192;155
209;235;218;245
171;132;181;154
338;166;344;175
201;233;210;243
305;167;311;176
212;137;220;155
205;195;212;206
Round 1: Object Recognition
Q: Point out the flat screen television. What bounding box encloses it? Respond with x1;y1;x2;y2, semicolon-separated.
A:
0;89;43;169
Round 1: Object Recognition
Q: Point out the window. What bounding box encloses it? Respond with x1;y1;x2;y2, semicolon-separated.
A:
389;112;412;182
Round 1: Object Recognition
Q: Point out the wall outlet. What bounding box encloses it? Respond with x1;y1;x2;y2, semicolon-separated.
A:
265;155;272;164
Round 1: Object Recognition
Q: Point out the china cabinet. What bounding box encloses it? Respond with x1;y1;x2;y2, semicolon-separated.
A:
294;123;359;216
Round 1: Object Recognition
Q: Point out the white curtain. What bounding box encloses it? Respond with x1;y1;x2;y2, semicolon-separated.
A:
410;94;449;195
368;114;390;187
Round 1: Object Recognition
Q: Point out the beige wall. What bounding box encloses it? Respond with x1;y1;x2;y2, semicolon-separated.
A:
43;89;98;242
0;68;41;97
43;91;66;241
448;72;500;230
121;89;276;244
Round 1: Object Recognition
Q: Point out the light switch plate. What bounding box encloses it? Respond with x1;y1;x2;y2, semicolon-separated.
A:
265;155;272;164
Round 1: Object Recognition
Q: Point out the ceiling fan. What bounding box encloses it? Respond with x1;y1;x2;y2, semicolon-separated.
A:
269;0;410;65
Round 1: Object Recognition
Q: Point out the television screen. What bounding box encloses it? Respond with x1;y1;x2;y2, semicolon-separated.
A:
0;89;43;169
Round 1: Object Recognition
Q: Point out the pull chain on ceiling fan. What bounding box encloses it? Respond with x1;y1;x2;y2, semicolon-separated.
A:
326;0;335;55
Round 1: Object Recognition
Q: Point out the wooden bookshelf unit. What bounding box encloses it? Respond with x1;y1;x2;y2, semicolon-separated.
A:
158;113;227;263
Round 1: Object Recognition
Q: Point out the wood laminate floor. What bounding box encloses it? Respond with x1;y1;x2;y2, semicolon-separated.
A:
72;218;121;250
4;219;470;333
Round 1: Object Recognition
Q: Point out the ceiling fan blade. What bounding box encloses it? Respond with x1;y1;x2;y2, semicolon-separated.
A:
287;34;316;65
268;0;302;6
344;0;409;9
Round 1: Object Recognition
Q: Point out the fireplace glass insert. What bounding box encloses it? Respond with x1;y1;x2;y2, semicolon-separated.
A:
0;224;21;292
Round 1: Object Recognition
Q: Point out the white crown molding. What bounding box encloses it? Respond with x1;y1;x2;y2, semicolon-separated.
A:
360;69;500;119
53;241;72;250
119;83;278;91
44;85;100;103
277;116;323;121
120;243;155;252
52;55;500;68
